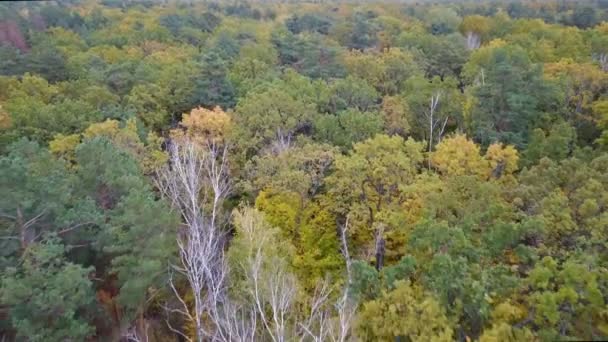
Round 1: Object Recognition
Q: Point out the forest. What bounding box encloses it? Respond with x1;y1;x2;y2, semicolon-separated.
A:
0;0;607;341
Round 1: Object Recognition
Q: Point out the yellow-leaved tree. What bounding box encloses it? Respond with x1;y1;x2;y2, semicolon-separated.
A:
357;280;453;342
431;134;519;180
49;118;166;172
177;106;233;144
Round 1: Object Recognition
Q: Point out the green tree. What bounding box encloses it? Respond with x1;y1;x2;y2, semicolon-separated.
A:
343;48;421;96
233;83;317;154
334;11;380;51
325;134;425;263
460;15;491;50
1;74;103;143
271;28;345;80
469;46;560;147
314;109;384;149
1;238;95;341
0;139;75;256
427;7;461;35
403;75;463;151
570;6;598;29
398;32;469;78
246;142;337;202
191;50;236;109
24;35;70;82
521;122;575;167
103;189;178;317
329;76;379;113
525;256;607;340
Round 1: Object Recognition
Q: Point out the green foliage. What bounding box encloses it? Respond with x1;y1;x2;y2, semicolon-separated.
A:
526;256;608;340
469;46;560;147
286;13;333;35
234;82;317;153
294;203;344;289
1;74;103;144
271;28;345;80
329;76;379;113
104;189;178;314
191;50;236;109
340;11;381;51
227;206;296;295
398;31;468;78
521;122;576;167
2;1;608;340
516;154;608;254
426;7;462;35
1;238;95;341
344;48;420;96
246;142;337;201
1;136;177;334
326;134;425;258
403;75;463;145
570;6;598;29
24;35;71;83
0;139;75;258
314;109;383;149
350;260;380;301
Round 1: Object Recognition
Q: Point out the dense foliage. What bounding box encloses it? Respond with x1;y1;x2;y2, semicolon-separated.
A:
1;0;608;341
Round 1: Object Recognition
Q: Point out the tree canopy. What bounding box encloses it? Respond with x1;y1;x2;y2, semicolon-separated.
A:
1;1;608;341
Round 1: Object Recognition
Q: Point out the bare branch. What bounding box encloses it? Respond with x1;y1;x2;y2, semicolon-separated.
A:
22;209;47;229
156;137;231;342
0;212;16;220
466;31;481;50
56;221;95;235
335;217;357;342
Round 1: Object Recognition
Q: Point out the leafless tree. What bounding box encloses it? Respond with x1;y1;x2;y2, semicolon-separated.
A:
158;142;359;341
215;301;257;342
235;207;297;342
596;52;608;72
334;218;357;342
156;137;231;342
270;128;293;155
425;92;449;168
465;31;481;50
122;326;147;342
298;280;332;342
299;218;357;342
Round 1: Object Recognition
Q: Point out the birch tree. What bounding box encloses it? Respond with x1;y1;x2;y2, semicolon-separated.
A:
460;15;490;50
403;75;463;157
229;208;358;342
156;136;231;342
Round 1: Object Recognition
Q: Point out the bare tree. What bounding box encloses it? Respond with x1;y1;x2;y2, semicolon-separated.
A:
156;137;231;342
299;218;357;342
234;207;297;342
425;92;449;168
158;149;358;342
271;128;293;155
215;301;257;342
594;52;608;71
465;31;481;50
122;325;147;342
334;218;357;342
231;207;358;342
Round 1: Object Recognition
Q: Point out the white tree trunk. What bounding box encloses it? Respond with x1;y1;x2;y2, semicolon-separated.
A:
156;138;231;342
158;140;358;341
466;31;481;50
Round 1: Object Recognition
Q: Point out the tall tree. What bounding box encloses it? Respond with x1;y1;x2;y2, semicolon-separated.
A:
469;46;560;147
